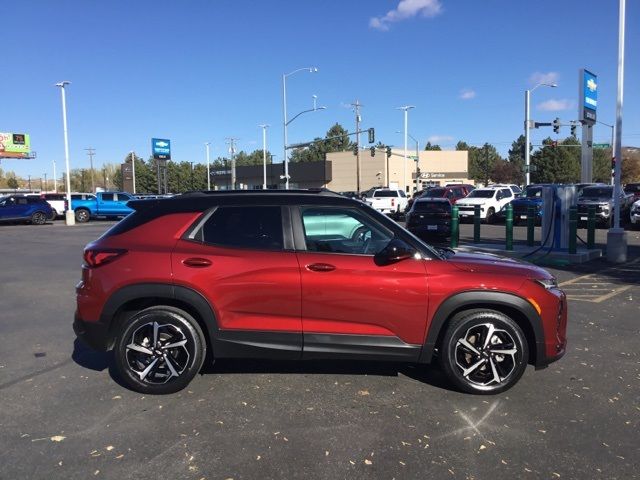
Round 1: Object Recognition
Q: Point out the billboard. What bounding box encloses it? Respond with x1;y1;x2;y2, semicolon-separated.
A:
152;138;171;160
579;69;597;125
0;132;31;158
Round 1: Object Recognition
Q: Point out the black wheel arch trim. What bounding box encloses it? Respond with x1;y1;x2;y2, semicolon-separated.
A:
98;282;220;349
419;290;545;367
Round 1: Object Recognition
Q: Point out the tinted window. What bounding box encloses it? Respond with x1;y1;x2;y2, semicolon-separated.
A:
500;189;513;198
467;189;495;199
301;207;392;255
202;206;283;250
43;193;65;200
117;193;131;202
525;187;543;198
413;201;451;214
582;187;613;199
16;197;28;205
422;188;445;197
373;190;399;198
624;184;640;193
101;194;116;202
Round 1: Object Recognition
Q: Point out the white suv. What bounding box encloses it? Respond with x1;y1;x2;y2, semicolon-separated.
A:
455;187;514;223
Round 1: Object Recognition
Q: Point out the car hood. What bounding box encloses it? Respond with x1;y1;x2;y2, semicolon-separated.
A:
447;249;552;280
457;198;491;206
511;197;542;205
579;198;612;205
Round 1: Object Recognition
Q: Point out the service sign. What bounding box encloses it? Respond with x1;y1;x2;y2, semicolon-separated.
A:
0;132;31;158
152;138;171;160
579;69;597;125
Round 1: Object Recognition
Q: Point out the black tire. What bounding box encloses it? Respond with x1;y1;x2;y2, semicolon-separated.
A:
485;207;495;224
31;211;47;225
440;309;529;394
49;210;57;221
113;306;207;394
75;208;90;223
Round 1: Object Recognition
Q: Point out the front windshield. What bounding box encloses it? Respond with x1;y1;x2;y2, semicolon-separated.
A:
525;187;543;198
582;187;613;199
466;189;495;199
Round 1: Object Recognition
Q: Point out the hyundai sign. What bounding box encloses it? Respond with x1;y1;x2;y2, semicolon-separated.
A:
152;138;171;160
579;69;597;125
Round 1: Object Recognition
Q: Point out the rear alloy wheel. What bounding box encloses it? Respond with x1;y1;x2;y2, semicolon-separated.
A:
114;306;206;394
440;309;528;394
31;211;47;225
75;208;90;223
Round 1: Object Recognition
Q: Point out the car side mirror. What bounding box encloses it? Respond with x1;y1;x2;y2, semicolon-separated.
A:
374;238;416;266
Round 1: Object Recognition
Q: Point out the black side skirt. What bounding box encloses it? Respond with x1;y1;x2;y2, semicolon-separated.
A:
213;330;421;363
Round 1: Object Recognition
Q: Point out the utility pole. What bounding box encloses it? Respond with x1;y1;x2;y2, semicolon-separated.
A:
44;173;47;192
53;160;57;193
485;145;490;186
351;100;362;192
225;137;238;189
85;147;96;192
28;175;31;191
189;162;194;190
130;151;136;194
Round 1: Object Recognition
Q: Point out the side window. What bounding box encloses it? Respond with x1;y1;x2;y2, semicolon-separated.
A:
101;194;116;202
117;193;131;202
301;207;392;255
201;206;283;250
501;189;512;198
17;197;28;205
399;190;407;198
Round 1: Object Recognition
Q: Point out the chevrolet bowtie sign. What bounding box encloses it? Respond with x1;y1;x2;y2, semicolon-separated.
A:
152;138;171;160
579;69;597;125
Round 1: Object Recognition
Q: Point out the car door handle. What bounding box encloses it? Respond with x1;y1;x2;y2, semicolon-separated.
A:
306;263;336;272
183;257;212;268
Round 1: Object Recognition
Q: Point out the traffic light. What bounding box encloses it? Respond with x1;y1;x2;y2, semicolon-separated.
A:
368;128;375;143
386;146;392;157
570;123;577;137
611;158;616;170
353;144;358;156
553;118;560;134
370;146;375;157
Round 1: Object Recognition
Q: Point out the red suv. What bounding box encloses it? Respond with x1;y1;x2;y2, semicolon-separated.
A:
74;190;567;395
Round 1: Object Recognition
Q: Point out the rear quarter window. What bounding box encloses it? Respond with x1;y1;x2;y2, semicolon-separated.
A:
201;206;284;251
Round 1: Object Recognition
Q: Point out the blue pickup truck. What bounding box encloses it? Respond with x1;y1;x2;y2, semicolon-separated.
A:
71;191;134;223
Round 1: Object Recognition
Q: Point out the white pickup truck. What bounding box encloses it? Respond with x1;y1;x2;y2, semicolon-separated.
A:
364;189;408;218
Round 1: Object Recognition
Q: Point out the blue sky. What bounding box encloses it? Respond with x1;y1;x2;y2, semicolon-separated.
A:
3;0;639;179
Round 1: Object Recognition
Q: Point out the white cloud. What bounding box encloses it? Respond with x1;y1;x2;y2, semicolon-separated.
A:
370;0;443;31
459;88;476;100
529;71;559;86
537;99;574;111
427;135;454;144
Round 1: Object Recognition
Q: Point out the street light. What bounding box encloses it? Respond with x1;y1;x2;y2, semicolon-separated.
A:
397;106;415;193
282;66;319;190
524;82;557;186
55;81;74;225
205;142;211;190
258;124;269;189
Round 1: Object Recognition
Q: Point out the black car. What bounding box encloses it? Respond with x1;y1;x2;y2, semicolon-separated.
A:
405;198;452;238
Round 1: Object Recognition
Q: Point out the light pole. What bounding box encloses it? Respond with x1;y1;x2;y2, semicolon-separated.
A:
205;142;211;190
607;0;627;263
397;131;419;189
130;151;136;194
282;66;318;190
53;160;57;193
596;120;616;185
525;82;557;186
397;106;415;193
55;81;74;225
259;124;269;189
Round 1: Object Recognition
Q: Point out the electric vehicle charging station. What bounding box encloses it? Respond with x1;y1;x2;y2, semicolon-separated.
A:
540;185;577;250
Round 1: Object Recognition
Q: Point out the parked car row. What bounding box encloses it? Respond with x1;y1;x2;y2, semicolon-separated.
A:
0;191;139;225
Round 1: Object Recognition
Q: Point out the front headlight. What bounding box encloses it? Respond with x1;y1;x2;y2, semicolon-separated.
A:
533;277;558;290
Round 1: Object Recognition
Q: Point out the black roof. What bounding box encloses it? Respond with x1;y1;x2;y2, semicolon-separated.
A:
128;189;358;214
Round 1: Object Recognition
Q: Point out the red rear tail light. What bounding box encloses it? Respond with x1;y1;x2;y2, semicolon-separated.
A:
83;248;127;268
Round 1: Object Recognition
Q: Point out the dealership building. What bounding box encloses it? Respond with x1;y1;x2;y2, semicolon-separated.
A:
209;148;471;193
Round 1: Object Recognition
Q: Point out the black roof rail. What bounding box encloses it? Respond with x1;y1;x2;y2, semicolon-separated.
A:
179;188;342;198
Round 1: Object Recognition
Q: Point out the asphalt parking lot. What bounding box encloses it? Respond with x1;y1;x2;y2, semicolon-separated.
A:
1;221;639;480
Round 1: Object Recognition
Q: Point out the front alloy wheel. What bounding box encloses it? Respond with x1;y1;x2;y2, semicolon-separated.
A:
441;310;528;394
31;211;47;225
114;306;206;394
